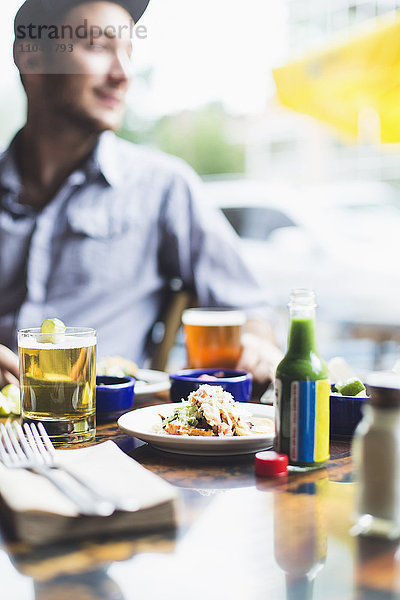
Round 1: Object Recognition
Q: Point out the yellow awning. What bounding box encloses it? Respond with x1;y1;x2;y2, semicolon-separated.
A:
272;13;400;143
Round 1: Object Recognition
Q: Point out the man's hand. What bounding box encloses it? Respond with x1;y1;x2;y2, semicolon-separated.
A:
237;320;283;386
0;345;19;388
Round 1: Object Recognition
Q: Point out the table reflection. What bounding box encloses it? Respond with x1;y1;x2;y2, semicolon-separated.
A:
355;536;400;599
274;480;328;600
34;569;125;600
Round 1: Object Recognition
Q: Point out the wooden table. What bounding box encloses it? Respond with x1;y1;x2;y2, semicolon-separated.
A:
0;395;398;600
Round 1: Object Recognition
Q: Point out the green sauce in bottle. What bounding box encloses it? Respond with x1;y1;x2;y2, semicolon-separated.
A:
275;290;330;470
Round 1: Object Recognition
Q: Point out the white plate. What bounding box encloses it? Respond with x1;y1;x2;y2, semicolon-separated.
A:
118;403;275;456
134;369;171;397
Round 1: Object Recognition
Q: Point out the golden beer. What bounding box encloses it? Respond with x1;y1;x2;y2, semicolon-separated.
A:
18;328;96;444
182;309;246;369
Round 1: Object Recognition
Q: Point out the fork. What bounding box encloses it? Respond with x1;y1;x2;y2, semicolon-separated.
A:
33;422;139;513
0;423;133;516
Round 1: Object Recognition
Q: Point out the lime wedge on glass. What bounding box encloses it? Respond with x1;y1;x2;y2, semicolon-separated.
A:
1;384;20;415
337;378;366;397
40;318;66;344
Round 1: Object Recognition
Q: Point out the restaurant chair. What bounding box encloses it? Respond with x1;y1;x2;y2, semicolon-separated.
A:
149;280;195;372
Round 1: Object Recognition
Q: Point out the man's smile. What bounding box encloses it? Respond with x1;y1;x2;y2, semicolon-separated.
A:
93;88;125;109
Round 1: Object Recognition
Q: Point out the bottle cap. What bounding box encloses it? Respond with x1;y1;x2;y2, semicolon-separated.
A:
255;451;288;477
365;372;400;409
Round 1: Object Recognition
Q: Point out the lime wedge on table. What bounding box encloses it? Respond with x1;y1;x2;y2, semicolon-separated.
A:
40;318;66;344
337;378;366;397
0;392;12;416
1;384;20;415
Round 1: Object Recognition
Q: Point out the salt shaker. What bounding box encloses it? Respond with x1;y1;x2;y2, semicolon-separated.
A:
352;372;400;539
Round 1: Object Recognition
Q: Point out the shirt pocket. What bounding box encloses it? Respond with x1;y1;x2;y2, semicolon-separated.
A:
49;201;143;292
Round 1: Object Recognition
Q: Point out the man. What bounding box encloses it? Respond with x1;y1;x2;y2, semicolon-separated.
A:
0;345;19;388
0;0;282;386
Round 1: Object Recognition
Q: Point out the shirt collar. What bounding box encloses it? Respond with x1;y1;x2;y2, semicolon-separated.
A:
92;131;125;189
0;129;124;197
0;132;23;195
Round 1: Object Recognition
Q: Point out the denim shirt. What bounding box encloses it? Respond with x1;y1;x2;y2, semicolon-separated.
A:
0;131;270;364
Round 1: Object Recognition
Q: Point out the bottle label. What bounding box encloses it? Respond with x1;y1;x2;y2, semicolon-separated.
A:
276;379;330;464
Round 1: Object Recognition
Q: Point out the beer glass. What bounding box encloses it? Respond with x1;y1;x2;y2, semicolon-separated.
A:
182;308;246;369
18;327;97;445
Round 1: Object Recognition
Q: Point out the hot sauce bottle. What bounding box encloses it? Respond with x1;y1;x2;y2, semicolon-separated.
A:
274;289;330;470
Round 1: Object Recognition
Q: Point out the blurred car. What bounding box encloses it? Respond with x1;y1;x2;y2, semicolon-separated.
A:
205;179;400;326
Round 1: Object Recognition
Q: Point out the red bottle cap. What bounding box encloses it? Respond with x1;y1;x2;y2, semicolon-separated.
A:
255;451;288;477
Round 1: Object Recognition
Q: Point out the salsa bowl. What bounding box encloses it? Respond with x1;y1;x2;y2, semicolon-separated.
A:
330;384;367;438
96;375;135;422
169;368;252;403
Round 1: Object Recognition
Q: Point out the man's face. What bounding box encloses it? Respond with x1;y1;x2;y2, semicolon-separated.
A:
40;2;134;132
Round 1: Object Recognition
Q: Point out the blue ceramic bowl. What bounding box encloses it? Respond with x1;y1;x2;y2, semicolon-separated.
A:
96;376;135;422
169;368;253;403
330;384;367;438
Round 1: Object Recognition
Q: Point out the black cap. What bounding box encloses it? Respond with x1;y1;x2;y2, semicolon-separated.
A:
365;372;400;409
15;0;150;35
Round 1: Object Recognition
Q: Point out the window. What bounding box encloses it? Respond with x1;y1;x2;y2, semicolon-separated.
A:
221;207;296;241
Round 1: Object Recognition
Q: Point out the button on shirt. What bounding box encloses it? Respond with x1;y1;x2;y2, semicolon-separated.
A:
0;131;270;364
